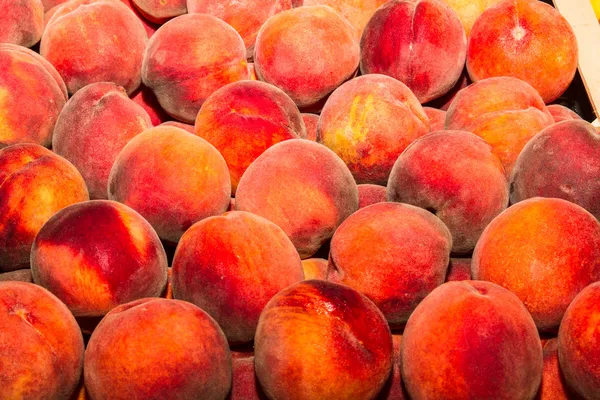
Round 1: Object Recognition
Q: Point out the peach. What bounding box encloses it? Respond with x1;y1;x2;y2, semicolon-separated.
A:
302;113;319;141
247;63;258;80
467;0;578;103
119;0;159;37
472;197;600;332
438;0;503;36
0;282;84;400
41;0;148;95
301;258;328;280
235;139;358;258
0;0;44;47
377;335;409;400
194;80;306;194
142;13;249;123
446;76;554;174
254;5;359;109
160;121;194;133
172;211;304;344
131;0;186;24
388;130;509;253
0;268;33;282
160;268;173;299
130;84;171;126
558;282;600;400
43;0;69;9
401;280;543;399
360;0;467;103
327;202;452;327
319;74;430;185
446;258;472;281
255;280;393;400
84;298;232;400
423;107;446;132
536;339;581;400
53;82;153;199
547;104;582;123
358;184;387;209
31;200;168;317
0;144;88;271
0;44;67;147
425;69;470;110
511;120;600;219
229;356;267;400
108;126;231;243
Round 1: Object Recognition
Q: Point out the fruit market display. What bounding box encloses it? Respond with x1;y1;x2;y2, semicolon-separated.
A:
2;0;600;399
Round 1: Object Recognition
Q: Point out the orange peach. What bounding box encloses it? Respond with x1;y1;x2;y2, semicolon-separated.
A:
536;339;581;400
302;113;319;141
547;104;582;123
358;184;387;209
247;63;258;80
301;258;328;280
423;107;446;132
131;0;186;24
439;0;503;36
446;258;472;282
0;0;44;47
159;121;194;133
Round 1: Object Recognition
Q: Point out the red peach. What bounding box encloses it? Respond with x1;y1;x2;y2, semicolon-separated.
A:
446;258;472;282
0;0;44;47
130;84;171;126
302;113;319;141
536;339;582;400
358;184;387;209
423;107;446;132
547;104;582;123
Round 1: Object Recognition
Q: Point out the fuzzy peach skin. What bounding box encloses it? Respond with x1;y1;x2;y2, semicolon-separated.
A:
31;200;168;317
0;44;67;148
254;5;359;109
172;211;304;344
360;0;467;104
425;69;470;110
377;335;409;400
0;144;88;271
84;298;232;400
142;13;249;123
445;76;554;175
423;107;446;132
558;282;600;400
536;339;582;400
401;280;543;399
0;269;33;282
235;139;358;258
319;74;430;185
446;258;472;282
472;197;600;332
159;121;194;133
194;80;306;194
0;282;84;400
467;0;578;103
327;202;452;327
255;280;393;400
388;130;509;254
53;82;152;199
438;0;502;36
302;113;319;142
108;126;231;243
358;184;387;209
0;0;44;47
41;0;148;95
229;356;267;400
131;0;186;24
511;120;600;219
547;104;582;123
301;258;328;280
130;84;171;126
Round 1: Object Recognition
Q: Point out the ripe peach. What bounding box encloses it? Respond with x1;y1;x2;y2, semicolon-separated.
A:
547;104;582;123
108;126;231;243
131;0;186;24
42;0;69;9
358;184;387;209
467;0;578;103
130;84;171;126
438;0;503;36
377;335;409;400
0;0;44;47
319;74;430;185
361;0;467;103
536;339;581;400
247;63;258;80
85;298;232;400
255;280;393;400
301;258;328;280
119;0;159;37
425;69;470;110
229;356;267;400
401;280;543;399
472;197;600;332
159;121;194;133
423;107;446;132
302;113;319;141
31;200;168;317
235;139;358;258
446;258;472;282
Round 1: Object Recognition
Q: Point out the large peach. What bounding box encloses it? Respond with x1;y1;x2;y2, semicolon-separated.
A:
472;197;600;332
439;0;503;36
255;280;393;400
0;0;44;47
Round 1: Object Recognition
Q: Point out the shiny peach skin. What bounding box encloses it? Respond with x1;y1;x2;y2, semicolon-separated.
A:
358;184;387;209
0;0;44;47
301;258;328;280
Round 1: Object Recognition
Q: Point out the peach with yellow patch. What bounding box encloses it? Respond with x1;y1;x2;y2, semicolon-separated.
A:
438;0;503;36
301;258;328;280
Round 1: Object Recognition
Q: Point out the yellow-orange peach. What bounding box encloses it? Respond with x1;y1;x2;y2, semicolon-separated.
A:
439;0;503;36
301;258;328;280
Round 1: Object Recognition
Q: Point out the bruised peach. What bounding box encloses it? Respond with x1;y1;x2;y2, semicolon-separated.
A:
194;80;305;194
131;0;186;24
439;0;503;36
255;280;393;400
319;74;430;185
401;281;543;399
130;84;171;126
547;104;582;123
302;113;319;141
31;200;168;317
229;356;266;400
536;339;581;400
358;184;387;209
142;13;249;123
472;197;600;332
84;298;232;400
301;258;328;280
423;107;446;132
0;0;44;47
446;258;472;282
0;144;88;271
360;0;467;103
467;0;578;103
235;139;358;258
108;126;231;243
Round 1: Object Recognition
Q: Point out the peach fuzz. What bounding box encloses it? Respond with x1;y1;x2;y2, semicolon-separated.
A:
0;0;44;47
130;84;171;126
131;0;186;24
401;281;543;399
472;197;600;332
446;258;472;282
84;298;232;400
536;339;582;400
377;335;409;400
445;76;554;175
511;120;600;220
229;356;267;400
360;0;467;104
0;44;67;148
467;0;578;103
547;104;582;123
53;82;153;199
438;0;502;36
318;74;430;185
301;258;328;280
0;144;88;272
423;107;446;132
0;282;84;400
255;280;393;400
327;202;452;327
358;184;387;209
254;5;359;109
108;126;231;243
302;113;319;141
31;200;168;317
172;211;304;344
142;13;249;123
235;139;358;259
388;130;509;254
194;80;305;194
41;0;148;95
558;282;600;400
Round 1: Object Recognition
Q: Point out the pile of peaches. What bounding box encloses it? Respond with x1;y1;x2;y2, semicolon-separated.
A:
1;0;600;399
